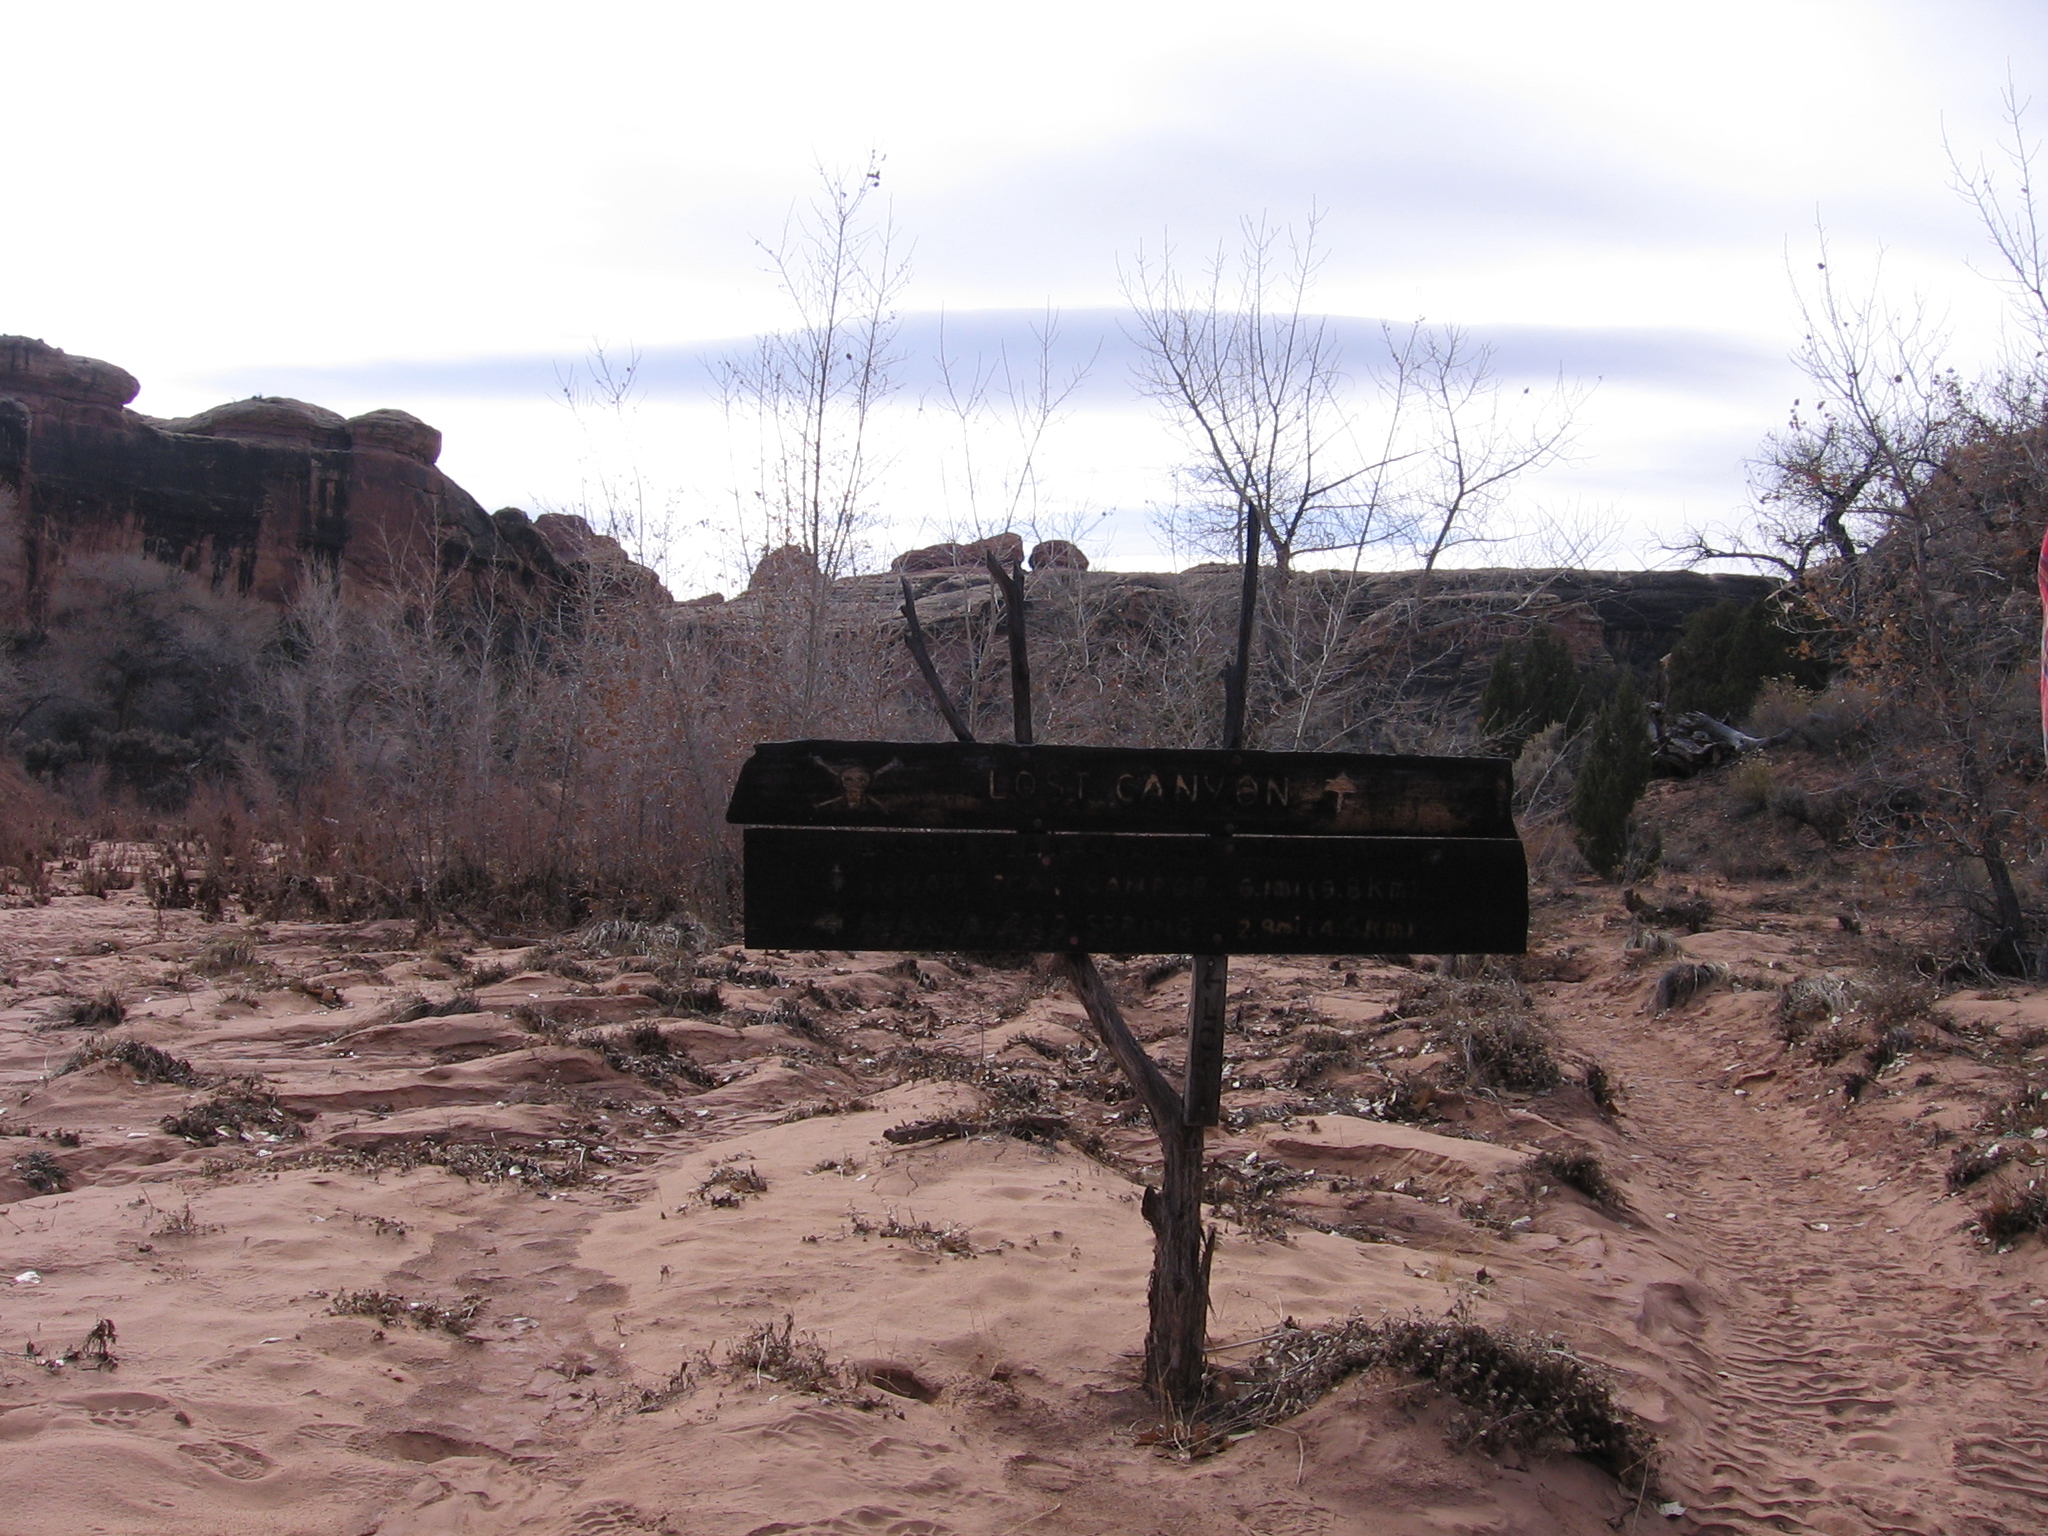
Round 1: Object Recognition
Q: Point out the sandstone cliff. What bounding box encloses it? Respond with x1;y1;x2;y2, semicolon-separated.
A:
0;336;665;627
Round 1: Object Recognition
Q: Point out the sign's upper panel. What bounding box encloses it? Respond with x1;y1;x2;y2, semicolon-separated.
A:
726;740;1515;838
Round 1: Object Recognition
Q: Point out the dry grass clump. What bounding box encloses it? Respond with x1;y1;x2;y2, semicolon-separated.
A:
61;1036;203;1086
48;991;126;1030
1806;1021;1867;1066
717;1314;879;1404
192;936;258;976
13;1149;69;1193
290;1136;596;1191
1202;1313;1655;1491
1403;976;1562;1095
1202;1155;1319;1240
1778;972;1852;1042
388;991;483;1023
1650;961;1727;1013
573;918;704;959
1455;1014;1562;1093
588;1024;718;1089
849;1211;976;1256
161;1084;304;1143
1947;1141;2015;1192
1977;1185;2048;1249
329;1289;484;1334
1524;1150;1622;1211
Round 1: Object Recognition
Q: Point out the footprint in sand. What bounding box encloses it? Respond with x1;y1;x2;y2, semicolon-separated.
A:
76;1391;174;1430
566;1501;678;1536
177;1440;274;1480
743;1511;948;1536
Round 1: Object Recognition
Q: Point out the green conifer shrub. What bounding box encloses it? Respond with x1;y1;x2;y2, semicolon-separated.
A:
1571;674;1652;879
1665;596;1829;724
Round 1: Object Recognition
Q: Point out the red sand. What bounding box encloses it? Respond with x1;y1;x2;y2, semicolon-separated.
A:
3;881;2046;1535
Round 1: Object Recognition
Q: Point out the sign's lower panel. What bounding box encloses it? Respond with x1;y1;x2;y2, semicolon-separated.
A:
741;829;1528;956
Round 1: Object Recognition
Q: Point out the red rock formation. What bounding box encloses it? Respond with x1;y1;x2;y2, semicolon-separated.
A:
889;532;1026;573
747;543;821;593
1028;538;1089;571
0;337;667;625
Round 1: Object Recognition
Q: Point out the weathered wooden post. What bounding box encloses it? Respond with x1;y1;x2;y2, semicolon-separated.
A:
731;548;1523;1422
725;739;1527;1413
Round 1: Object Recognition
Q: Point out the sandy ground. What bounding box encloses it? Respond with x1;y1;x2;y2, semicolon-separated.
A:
2;872;2046;1536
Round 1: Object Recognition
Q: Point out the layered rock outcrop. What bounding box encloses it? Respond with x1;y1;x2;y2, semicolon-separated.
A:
0;337;665;625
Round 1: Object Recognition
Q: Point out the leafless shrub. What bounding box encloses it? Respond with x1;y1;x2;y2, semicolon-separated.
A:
849;1210;975;1256
1948;1142;2014;1192
62;1036;202;1086
149;1201;220;1237
1807;1021;1867;1066
1524;1149;1622;1211
1978;1185;2048;1249
161;1084;304;1143
51;991;125;1030
329;1289;483;1335
697;1163;767;1207
1198;1313;1655;1491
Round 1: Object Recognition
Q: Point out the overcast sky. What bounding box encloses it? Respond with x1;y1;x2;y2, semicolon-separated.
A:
8;0;2046;592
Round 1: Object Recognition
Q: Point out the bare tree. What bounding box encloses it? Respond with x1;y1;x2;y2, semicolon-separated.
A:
721;157;907;732
1125;214;1408;576
927;306;1096;543
1406;324;1583;575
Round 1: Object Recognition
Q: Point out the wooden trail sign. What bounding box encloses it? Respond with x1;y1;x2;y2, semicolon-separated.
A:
727;739;1527;958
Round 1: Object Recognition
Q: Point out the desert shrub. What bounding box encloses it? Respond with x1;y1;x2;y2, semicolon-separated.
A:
53;991;125;1029
1807;1021;1866;1066
161;1085;305;1143
1730;757;1775;815
329;1289;483;1334
12;1150;68;1193
1948;1142;2013;1192
62;1036;202;1086
1666;595;1829;724
1208;1314;1654;1490
1455;1015;1563;1093
1526;1149;1622;1209
1650;961;1726;1012
1978;1185;2048;1249
193;936;256;976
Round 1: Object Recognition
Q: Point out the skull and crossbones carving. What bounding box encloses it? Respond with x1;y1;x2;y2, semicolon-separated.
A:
811;756;903;812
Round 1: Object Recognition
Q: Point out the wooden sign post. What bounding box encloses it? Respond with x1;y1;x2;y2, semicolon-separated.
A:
727;741;1526;955
725;736;1527;1413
